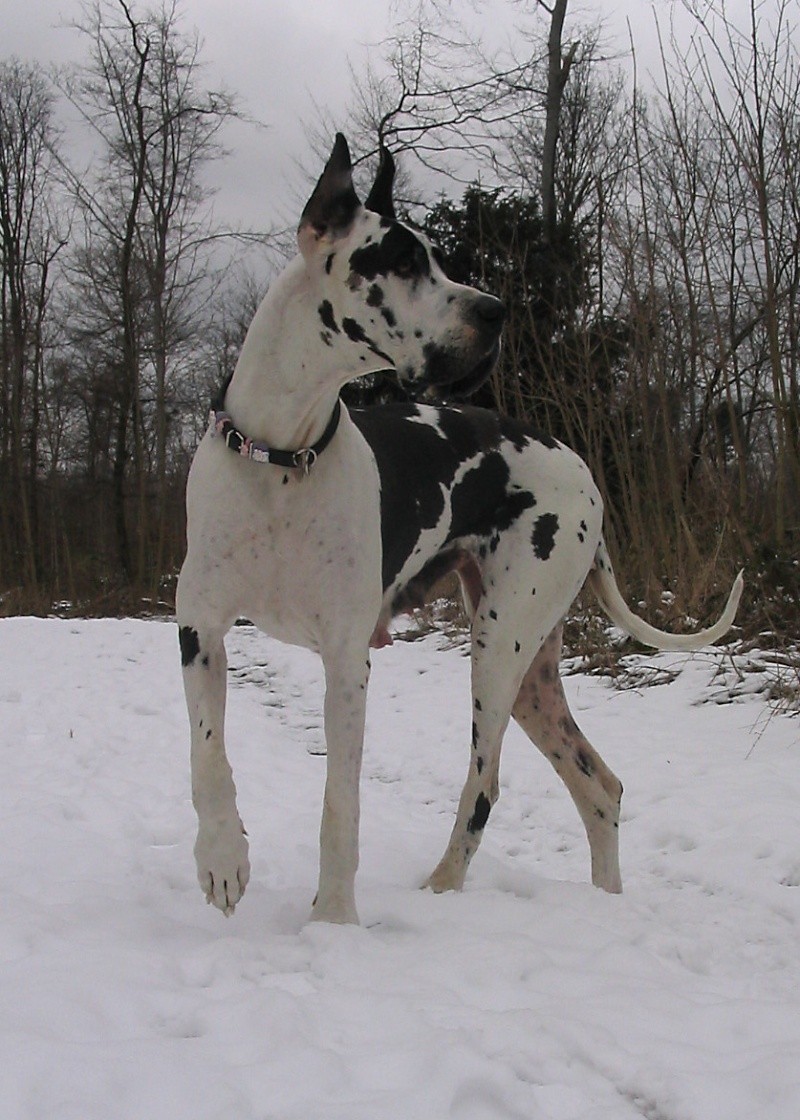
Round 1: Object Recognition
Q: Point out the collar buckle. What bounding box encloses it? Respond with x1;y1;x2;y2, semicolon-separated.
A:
293;447;318;475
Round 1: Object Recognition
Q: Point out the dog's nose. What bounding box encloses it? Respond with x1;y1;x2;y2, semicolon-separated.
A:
470;294;506;336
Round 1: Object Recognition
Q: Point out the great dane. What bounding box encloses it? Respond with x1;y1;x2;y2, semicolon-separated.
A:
176;135;742;924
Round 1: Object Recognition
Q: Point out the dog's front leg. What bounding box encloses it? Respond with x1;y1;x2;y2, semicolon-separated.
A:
179;625;250;915
312;648;371;924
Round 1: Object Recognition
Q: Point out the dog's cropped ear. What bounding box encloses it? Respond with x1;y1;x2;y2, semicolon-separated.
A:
298;133;360;255
364;146;396;220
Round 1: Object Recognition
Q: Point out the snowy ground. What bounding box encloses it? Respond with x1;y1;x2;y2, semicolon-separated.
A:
1;615;798;1120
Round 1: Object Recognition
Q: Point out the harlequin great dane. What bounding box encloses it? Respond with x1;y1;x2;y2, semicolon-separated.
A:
176;134;742;924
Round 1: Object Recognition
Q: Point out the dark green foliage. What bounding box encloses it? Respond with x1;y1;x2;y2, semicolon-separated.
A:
421;187;628;459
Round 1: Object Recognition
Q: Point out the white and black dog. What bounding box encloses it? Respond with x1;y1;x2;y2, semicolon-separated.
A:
176;135;742;924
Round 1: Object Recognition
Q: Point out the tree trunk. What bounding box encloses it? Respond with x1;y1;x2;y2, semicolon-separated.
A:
541;0;574;244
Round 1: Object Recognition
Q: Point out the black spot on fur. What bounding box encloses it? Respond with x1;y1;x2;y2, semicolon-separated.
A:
342;317;367;343
514;641;521;653
559;714;580;736
489;609;497;620
538;660;556;684
178;626;200;667
349;223;430;282
341;317;392;362
380;306;397;328
325;253;335;274
532;513;560;560
472;721;479;745
476;755;484;774
319;300;339;333
366;284;384;307
434;408;503;457
467;793;492;834
450;452;535;543
576;749;594;777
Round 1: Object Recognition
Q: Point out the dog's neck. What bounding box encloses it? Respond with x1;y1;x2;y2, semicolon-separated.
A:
224;254;388;450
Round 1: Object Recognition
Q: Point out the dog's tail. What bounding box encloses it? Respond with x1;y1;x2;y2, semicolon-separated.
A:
588;539;743;652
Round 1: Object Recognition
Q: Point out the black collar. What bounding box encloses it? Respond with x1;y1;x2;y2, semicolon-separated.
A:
209;388;342;475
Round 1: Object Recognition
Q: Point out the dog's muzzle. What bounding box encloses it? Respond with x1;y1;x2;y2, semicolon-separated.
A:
468;293;506;339
413;293;506;397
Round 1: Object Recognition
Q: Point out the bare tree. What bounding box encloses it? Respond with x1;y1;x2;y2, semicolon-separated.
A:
538;0;576;242
0;59;66;593
676;0;800;547
59;0;238;589
619;0;800;558
303;0;553;202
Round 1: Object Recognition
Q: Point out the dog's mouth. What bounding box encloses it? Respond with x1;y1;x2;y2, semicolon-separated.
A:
399;338;501;400
439;343;501;400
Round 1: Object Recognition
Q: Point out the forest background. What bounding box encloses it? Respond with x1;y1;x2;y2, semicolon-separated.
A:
1;0;798;652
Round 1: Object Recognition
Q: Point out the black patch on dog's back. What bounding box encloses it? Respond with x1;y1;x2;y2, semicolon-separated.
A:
352;405;457;588
351;403;548;591
450;452;535;544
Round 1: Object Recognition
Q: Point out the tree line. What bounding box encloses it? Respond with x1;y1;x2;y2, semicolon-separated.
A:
1;0;251;612
2;0;799;639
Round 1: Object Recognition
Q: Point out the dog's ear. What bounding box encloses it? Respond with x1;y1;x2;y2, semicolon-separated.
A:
298;133;360;254
364;146;395;220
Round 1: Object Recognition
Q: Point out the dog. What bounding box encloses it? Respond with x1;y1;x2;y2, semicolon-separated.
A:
176;135;742;924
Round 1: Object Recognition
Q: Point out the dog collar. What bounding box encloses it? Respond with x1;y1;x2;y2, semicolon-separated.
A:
209;398;342;475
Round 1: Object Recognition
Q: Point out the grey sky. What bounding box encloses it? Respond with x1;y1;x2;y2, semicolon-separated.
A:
2;0;706;235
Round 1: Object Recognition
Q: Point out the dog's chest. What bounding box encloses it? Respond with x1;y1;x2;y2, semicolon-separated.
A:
187;430;383;644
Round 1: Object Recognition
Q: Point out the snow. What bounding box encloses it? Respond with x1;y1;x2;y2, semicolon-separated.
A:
1;615;798;1119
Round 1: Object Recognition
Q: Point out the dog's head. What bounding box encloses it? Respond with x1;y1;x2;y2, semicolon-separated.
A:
297;134;504;396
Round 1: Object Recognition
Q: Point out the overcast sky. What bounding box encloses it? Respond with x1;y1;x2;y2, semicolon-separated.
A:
2;0;710;236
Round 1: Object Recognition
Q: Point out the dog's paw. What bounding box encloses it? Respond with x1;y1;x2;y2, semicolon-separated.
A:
309;889;359;925
424;859;466;894
194;819;250;915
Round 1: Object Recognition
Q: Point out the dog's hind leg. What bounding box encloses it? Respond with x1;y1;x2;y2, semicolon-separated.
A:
426;545;581;894
512;626;623;893
178;622;251;914
425;639;527;894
